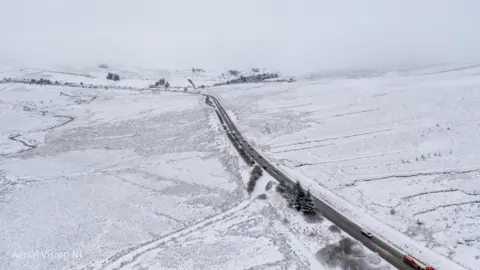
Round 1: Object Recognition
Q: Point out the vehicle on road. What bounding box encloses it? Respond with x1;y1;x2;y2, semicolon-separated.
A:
211;93;438;270
361;230;373;238
403;255;435;270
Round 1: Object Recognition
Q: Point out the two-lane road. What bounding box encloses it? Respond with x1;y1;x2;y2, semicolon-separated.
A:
206;94;410;270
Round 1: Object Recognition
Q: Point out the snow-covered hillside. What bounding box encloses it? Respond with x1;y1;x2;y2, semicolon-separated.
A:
211;65;480;269
0;67;391;270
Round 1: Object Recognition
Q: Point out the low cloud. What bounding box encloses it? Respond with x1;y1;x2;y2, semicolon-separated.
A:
2;0;479;70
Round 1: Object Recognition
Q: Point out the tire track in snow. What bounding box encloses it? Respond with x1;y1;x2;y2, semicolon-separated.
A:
413;200;480;216
98;200;252;270
373;188;480;210
152;211;187;227
401;188;480;202
60;91;98;104
296;151;401;168
0;83;13;93
329;108;377;118
270;142;335;154
271;127;393;149
113;175;166;195
346;167;480;187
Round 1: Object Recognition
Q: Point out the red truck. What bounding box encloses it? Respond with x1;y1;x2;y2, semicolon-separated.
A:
403;255;435;270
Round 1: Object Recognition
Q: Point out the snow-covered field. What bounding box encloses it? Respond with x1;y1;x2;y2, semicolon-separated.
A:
210;65;480;269
1;67;391;270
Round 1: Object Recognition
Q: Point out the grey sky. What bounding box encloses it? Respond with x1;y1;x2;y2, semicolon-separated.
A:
1;0;479;70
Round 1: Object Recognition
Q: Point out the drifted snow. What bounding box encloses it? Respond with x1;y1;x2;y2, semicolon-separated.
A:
211;65;480;269
1;66;380;270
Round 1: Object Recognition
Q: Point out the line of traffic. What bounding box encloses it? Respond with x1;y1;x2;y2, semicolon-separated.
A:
206;94;436;270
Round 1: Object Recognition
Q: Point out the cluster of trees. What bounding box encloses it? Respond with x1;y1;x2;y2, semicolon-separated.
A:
1;77;86;87
247;165;263;194
106;72;120;81
1;77;57;85
277;180;315;215
192;68;205;73
205;96;213;106
214;73;280;86
1;77;144;91
228;69;241;76
149;79;171;89
154;78;165;87
29;78;54;85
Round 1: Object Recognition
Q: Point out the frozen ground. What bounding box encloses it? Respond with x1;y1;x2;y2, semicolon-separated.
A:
101;175;392;270
0;65;253;89
0;80;244;270
210;64;480;269
1;67;390;270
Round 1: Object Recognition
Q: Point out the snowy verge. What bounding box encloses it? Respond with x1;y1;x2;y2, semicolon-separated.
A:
280;165;467;270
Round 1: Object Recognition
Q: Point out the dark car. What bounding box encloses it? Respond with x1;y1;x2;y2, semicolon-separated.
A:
361;230;373;238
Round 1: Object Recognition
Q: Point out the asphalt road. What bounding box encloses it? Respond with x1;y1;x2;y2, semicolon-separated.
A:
206;95;412;270
0;76;423;270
